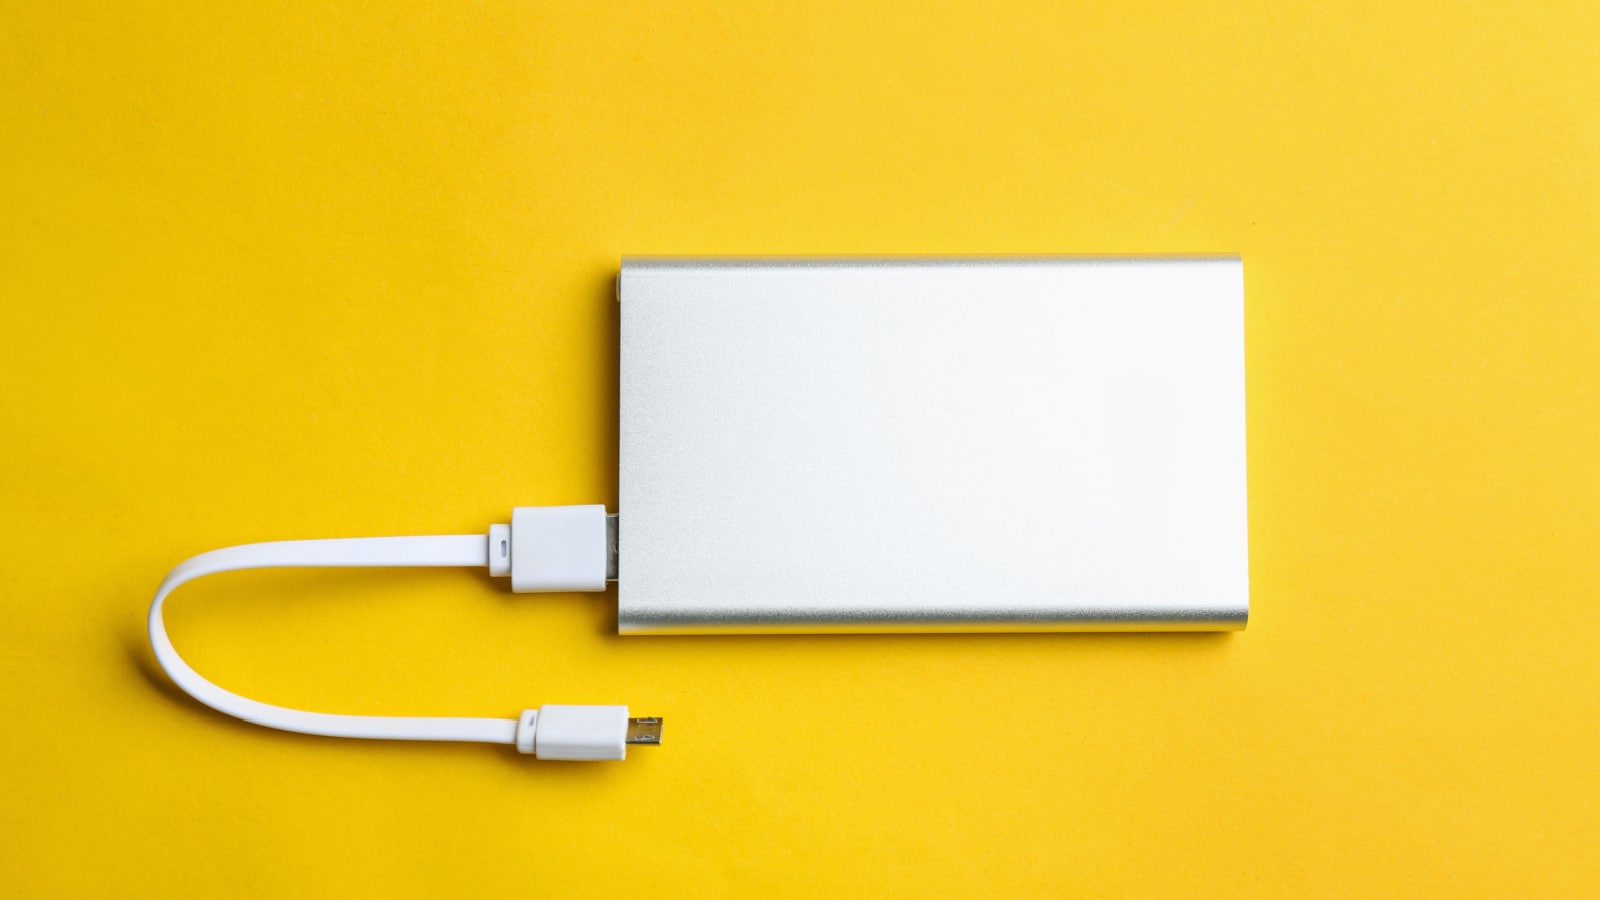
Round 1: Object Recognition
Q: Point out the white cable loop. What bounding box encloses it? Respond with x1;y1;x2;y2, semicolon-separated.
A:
147;534;518;745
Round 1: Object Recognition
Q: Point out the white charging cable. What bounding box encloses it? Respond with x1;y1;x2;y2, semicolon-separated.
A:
146;505;661;760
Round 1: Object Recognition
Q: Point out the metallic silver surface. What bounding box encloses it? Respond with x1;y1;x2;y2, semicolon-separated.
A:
625;717;664;744
618;257;1248;634
605;513;618;581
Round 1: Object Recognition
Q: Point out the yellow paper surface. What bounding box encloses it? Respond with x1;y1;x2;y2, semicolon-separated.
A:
2;2;1597;895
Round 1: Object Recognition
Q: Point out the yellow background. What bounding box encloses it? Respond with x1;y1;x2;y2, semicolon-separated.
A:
3;1;1597;896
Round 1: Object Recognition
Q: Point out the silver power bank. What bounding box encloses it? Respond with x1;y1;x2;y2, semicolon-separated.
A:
617;258;1247;634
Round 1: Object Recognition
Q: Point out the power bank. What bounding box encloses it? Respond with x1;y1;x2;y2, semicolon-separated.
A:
618;257;1248;633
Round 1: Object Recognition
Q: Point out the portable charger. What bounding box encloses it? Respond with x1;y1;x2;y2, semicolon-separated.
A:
618;257;1247;633
147;256;1247;759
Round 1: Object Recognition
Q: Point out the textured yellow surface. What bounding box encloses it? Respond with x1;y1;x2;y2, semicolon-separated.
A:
3;2;1598;896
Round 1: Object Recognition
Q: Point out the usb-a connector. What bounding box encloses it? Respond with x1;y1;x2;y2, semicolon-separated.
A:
486;505;613;592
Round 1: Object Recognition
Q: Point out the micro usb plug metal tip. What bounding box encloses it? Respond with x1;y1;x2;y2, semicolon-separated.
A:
626;717;663;745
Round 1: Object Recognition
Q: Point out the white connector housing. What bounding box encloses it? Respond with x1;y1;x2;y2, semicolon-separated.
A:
509;505;608;592
516;705;631;760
